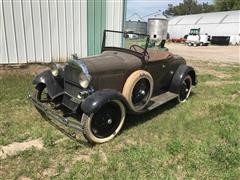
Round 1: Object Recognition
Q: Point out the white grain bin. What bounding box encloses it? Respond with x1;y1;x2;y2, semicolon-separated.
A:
147;17;168;41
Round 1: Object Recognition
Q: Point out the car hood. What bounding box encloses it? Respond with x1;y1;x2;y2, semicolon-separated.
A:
79;50;142;76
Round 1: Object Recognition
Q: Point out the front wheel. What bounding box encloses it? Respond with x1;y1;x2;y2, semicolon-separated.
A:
81;100;126;144
177;75;192;103
33;84;50;102
32;84;50;117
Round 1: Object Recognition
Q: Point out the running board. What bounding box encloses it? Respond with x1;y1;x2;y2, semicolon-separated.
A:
146;92;178;111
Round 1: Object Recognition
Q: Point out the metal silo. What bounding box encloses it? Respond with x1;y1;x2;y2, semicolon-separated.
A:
147;17;168;41
125;20;147;34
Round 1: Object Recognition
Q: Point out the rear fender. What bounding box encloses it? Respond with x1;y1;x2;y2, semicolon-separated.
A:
81;89;129;115
169;64;197;94
33;70;64;98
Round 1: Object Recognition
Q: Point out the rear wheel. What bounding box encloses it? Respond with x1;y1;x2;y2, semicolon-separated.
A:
122;70;153;112
178;75;192;103
82;100;126;144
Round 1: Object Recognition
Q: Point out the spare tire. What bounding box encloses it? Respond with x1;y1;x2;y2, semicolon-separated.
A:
122;70;153;112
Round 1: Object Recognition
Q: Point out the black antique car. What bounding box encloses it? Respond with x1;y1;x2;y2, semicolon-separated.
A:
30;30;197;144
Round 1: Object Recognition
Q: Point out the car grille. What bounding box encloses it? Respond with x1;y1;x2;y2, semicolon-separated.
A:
64;65;82;96
63;65;82;110
64;65;80;83
64;81;81;97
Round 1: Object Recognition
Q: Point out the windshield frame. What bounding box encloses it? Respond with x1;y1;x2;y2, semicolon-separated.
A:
101;30;150;59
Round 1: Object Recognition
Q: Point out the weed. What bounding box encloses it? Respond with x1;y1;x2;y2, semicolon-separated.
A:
166;138;183;156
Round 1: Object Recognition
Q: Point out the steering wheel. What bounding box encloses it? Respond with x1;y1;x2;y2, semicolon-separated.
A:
129;45;150;60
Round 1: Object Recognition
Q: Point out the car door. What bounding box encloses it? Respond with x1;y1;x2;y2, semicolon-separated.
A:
145;58;171;95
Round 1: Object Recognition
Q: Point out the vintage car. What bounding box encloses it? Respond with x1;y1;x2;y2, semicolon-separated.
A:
30;30;197;144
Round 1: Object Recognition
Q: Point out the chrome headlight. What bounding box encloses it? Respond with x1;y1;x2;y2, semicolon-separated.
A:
51;64;61;77
79;72;91;88
68;59;91;88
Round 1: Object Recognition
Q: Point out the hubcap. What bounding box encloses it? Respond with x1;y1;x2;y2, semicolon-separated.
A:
90;102;122;138
107;119;112;124
132;78;150;106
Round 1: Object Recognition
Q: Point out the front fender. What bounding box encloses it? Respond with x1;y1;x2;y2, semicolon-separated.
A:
169;64;197;94
81;89;129;115
33;70;64;98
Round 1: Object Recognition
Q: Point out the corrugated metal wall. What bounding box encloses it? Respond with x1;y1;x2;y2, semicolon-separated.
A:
105;0;125;48
87;0;126;55
0;0;87;64
0;0;126;65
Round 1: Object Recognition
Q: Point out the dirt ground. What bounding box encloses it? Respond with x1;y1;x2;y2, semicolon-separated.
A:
0;64;50;75
167;43;240;64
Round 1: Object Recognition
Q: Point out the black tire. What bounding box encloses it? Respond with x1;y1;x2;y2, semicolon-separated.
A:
177;75;192;103
81;100;126;144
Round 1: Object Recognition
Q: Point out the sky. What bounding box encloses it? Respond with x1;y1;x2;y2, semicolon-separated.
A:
127;0;213;20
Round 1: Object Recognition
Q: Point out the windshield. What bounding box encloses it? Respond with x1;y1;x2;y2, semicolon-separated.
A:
102;30;149;56
190;29;200;35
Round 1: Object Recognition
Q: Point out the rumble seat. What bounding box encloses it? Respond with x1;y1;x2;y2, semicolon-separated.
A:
147;49;173;62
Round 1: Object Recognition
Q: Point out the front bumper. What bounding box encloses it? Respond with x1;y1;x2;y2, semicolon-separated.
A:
29;95;83;132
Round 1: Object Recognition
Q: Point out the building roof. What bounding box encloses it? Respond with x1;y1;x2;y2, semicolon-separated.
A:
168;10;240;39
169;10;240;25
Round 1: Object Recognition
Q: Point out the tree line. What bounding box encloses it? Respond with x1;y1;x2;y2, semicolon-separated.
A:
164;0;240;16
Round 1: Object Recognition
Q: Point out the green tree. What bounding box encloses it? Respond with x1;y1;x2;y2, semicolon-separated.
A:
164;0;215;16
202;2;215;13
214;0;240;11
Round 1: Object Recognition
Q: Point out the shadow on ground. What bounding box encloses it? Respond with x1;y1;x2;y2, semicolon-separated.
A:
123;99;177;131
123;91;197;132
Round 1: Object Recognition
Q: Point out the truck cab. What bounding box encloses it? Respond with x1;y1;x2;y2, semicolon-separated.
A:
186;28;210;46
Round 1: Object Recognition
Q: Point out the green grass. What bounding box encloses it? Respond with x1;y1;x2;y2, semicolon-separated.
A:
214;66;240;81
0;61;240;179
124;38;147;49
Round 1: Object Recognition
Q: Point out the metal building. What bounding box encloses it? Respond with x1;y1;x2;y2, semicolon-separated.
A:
168;10;240;44
125;20;147;34
0;0;126;64
124;13;147;35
